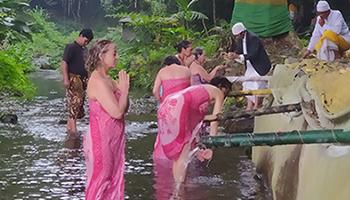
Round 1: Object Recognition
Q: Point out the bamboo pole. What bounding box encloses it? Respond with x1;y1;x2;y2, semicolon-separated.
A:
226;76;270;83
204;103;301;122
200;129;350;148
228;89;272;97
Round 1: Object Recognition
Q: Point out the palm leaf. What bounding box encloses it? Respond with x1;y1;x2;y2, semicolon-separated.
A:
189;11;208;21
175;0;188;11
188;0;200;8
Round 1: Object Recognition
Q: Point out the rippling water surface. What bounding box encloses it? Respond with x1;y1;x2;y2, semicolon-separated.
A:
0;70;271;199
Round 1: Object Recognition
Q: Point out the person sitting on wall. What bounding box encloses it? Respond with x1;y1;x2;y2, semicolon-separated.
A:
303;1;350;61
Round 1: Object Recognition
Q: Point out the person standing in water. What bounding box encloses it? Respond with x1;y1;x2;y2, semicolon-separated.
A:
84;39;129;199
61;28;94;135
153;55;191;160
175;40;195;67
157;77;232;184
190;47;225;85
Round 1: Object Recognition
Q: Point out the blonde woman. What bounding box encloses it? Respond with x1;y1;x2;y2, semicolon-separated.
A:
84;39;129;199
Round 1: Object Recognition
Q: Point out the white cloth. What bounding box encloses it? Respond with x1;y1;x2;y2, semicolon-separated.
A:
307;10;350;61
316;1;330;12
317;39;337;61
232;22;246;35
237;33;267;103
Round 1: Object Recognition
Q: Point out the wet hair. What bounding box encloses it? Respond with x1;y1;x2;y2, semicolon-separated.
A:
85;39;114;74
210;76;232;92
174;40;191;53
79;28;94;41
193;47;204;60
162;55;181;66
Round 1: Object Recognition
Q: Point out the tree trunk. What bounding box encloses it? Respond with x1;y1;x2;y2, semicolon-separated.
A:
212;0;216;25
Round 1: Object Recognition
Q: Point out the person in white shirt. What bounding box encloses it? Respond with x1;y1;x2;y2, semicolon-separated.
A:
227;22;271;111
303;1;350;61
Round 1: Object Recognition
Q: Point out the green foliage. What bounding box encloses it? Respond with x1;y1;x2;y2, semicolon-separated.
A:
0;8;75;97
17;9;76;69
0;48;35;98
171;0;208;28
110;12;180;44
0;0;31;42
299;36;310;47
105;1;221;91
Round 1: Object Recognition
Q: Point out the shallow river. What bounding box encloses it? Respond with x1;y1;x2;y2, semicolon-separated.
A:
0;70;271;199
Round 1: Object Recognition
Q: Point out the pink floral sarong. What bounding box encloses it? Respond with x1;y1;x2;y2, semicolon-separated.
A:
153;77;190;160
84;90;125;200
158;85;209;160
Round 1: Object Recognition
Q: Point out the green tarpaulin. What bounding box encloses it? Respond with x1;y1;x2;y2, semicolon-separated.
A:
231;0;292;37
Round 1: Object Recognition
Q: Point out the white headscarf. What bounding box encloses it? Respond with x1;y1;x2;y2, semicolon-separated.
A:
317;1;330;12
232;22;246;36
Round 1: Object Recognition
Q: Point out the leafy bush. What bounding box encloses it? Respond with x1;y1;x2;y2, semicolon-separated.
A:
104;11;220;91
0;0;31;43
0;48;35;98
22;9;76;68
0;8;75;97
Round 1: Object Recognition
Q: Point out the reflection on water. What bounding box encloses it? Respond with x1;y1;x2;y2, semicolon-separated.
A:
0;70;271;199
0;121;271;199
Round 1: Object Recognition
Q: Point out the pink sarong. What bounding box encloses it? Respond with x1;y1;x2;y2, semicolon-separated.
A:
153;77;190;160
158;85;209;160
84;90;125;200
160;77;190;102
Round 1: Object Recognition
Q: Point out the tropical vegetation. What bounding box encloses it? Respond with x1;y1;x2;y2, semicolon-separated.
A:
0;0;235;97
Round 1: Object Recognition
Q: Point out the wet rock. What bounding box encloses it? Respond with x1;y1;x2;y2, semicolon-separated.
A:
143;94;151;99
284;57;299;64
223;117;254;134
0;112;18;124
148;123;158;129
58;119;67;125
33;56;53;70
129;96;158;115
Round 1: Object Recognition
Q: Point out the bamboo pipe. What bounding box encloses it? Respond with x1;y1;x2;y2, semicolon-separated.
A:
200;129;350;148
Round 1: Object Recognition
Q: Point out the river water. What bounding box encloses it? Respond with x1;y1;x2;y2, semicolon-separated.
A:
0;70;272;199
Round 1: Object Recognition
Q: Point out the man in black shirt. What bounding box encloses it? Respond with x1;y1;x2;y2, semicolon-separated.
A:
61;28;93;134
227;22;271;110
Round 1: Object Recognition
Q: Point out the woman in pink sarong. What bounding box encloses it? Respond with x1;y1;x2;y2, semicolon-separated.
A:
152;56;191;160
84;40;129;200
190;47;225;85
158;77;232;184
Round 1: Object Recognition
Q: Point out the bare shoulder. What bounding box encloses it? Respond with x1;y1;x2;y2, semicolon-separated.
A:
189;62;203;71
87;73;112;99
202;84;221;97
178;65;191;74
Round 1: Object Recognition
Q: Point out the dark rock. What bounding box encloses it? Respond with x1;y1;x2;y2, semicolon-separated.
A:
143;94;151;99
58;119;67;125
223;117;254;134
0;112;18;124
148;123;158;129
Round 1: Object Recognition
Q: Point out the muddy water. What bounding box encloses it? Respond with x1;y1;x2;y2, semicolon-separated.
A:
0;70;271;199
